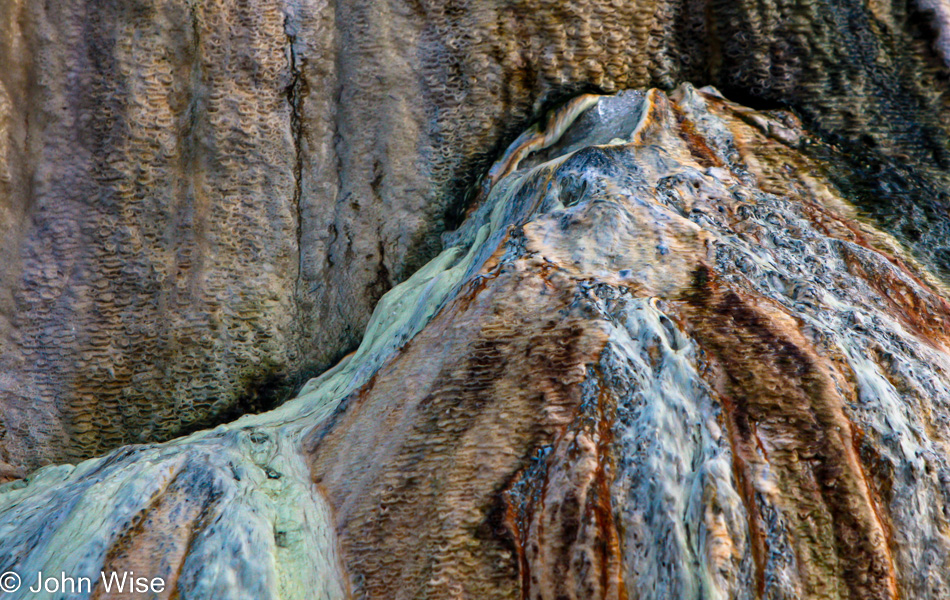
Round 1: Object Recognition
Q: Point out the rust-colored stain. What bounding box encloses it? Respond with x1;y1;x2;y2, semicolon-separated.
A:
671;101;723;169
306;256;610;599
92;464;217;600
502;365;628;600
678;266;899;600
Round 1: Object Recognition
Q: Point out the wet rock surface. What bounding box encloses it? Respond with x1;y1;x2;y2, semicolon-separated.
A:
2;86;949;599
1;0;949;469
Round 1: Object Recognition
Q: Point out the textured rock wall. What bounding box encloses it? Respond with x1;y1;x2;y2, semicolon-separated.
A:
0;0;309;469
1;0;949;470
3;86;950;599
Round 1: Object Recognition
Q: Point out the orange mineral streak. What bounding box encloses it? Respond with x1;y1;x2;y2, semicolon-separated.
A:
677;266;900;600
91;463;215;600
837;243;950;352
504;367;627;600
305;256;610;599
706;94;950;353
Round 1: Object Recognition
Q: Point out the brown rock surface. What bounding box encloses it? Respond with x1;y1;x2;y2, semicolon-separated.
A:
1;0;949;469
3;85;950;599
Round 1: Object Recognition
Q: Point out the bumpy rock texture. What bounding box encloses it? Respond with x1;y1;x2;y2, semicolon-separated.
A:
4;86;950;599
1;0;949;470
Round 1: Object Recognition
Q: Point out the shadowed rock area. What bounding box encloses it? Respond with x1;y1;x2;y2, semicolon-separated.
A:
3;86;950;599
1;0;949;470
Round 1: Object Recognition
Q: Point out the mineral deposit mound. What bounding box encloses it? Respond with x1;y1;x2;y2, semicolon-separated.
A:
1;1;950;599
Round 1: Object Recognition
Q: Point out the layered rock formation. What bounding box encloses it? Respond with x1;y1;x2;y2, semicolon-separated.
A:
3;85;950;599
1;0;949;470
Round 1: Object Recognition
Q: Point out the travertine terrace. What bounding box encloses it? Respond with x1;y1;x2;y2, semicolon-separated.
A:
3;85;950;598
1;0;948;470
